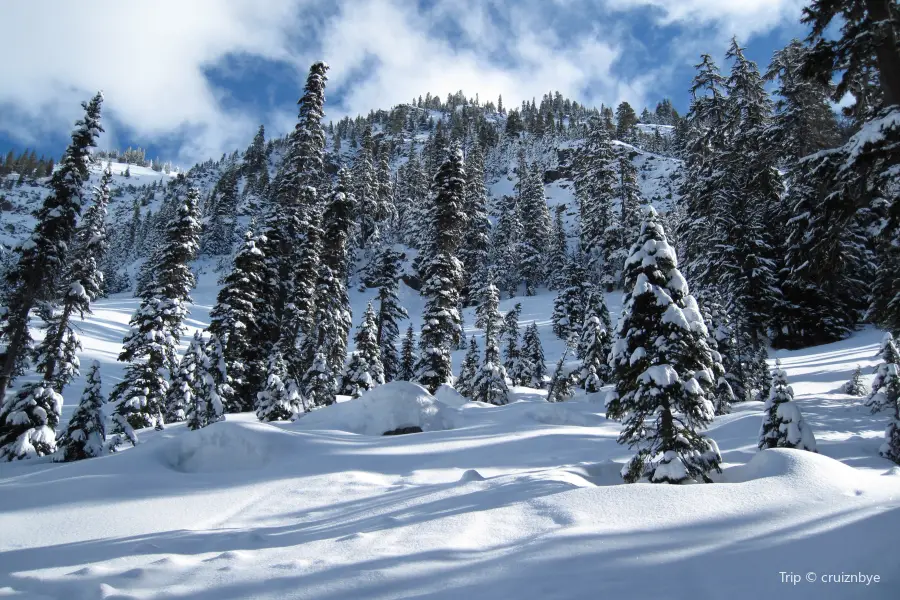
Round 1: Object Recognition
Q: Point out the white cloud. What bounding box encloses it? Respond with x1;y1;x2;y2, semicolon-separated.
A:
0;0;308;163
0;0;802;164
605;0;807;38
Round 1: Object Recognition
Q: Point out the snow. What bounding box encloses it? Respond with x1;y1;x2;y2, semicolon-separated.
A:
1;284;899;598
296;381;457;436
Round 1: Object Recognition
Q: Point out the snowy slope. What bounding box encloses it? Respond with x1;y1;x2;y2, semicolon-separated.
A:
1;277;899;599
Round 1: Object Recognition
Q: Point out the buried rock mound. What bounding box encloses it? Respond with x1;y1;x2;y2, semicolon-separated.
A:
383;426;424;436
296;381;458;436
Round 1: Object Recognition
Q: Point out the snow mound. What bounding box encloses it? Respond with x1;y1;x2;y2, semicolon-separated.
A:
728;448;868;494
159;421;274;473
296;381;457;436
459;469;486;482
434;384;469;408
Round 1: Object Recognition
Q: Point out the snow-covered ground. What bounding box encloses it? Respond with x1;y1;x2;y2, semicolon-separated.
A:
1;271;898;599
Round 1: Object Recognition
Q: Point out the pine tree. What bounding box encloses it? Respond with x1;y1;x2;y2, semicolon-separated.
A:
208;228;269;411
354;127;379;248
518;163;552;295
472;280;509;405
398;324;417;381
501;303;522;384
415;143;466;393
758;360;817;452
552;252;588;341
575;117;618;280
546;340;576;403
262;61;329;377
576;305;611;390
521;322;546;388
490;194;522;297
867;334;900;413
370;246;408;382
457;337;480;398
801;1;900;333
339;303;385;398
677;54;729;290
165;332;202;423
459;141;491;303
302;168;355;406
201;168;238;256
767;39;864;349
194;333;231;426
576;291;612;360
256;351;303;421
843;365;867;397
34;166;112;394
111;188;201;437
606;208;721;484
55;361;106;462
546;205;569;290
0;92;104;407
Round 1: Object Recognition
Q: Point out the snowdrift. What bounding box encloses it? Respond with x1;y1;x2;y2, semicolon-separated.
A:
158;420;294;473
295;381;458;435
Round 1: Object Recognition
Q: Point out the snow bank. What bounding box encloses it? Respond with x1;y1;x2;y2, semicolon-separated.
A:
158;421;278;473
296;381;457;435
728;447;867;494
434;384;469;408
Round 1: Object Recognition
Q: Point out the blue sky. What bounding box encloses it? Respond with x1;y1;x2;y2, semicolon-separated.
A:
0;0;808;167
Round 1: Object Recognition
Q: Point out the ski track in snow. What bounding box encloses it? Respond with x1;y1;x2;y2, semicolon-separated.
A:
1;268;899;600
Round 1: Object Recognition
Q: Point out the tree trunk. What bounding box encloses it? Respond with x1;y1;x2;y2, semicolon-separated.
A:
868;0;900;107
41;303;75;391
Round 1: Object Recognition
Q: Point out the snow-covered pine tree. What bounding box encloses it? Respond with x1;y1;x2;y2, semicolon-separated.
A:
303;350;335;409
0;92;103;406
519;163;552;296
262;61;329;370
576;302;611;390
606;208;721;484
207;227;269;411
867;333;900;413
355;126;379;249
766;39;865;349
677;54;729;290
302;168;355;406
546;205;569;290
872;361;900;464
55;361;106;462
339;303;385;398
758;360;817;452
194;333;231;425
201;168;239;256
472;279;509;405
701;292;746;402
398;324;417;381
459;141;491;304
576;290;612;358
575;116;618;280
521;322;546;388
457;337;480;398
415;142;466;393
34;165;112;395
800;0;900;335
111;187;201;436
490;194;522;297
843;365;867;397
186;340;212;431
501;303;522;384
546;339;576;403
552;251;588;341
165;332;202;423
370;246;408;382
256;351;303;422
